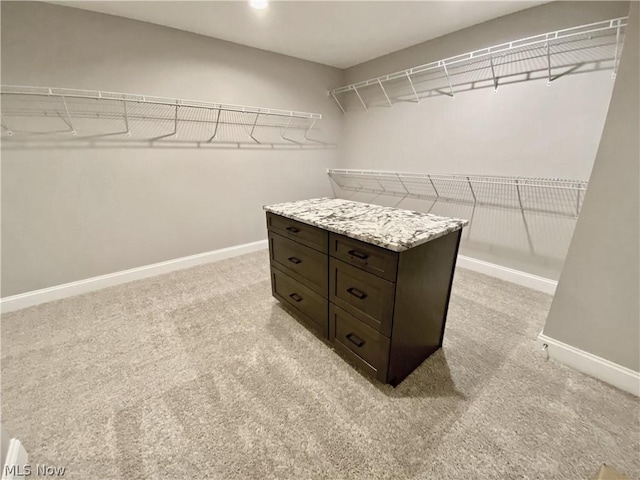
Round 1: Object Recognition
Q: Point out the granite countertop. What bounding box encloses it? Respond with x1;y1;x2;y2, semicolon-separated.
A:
263;198;469;252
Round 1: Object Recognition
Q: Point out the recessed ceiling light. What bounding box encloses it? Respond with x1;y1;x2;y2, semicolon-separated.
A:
249;0;268;9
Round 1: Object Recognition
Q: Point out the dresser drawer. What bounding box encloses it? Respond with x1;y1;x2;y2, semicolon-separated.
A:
269;231;328;297
267;213;328;253
329;233;398;282
329;257;395;337
329;304;390;382
271;267;327;336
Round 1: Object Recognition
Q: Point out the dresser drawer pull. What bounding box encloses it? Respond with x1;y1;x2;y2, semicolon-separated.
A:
347;287;367;300
288;293;303;302
346;333;365;348
287;256;302;264
286;226;300;233
348;249;369;261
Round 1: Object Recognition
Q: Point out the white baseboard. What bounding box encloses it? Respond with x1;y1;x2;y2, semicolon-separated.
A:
0;239;268;314
457;255;557;295
537;333;640;396
2;438;28;480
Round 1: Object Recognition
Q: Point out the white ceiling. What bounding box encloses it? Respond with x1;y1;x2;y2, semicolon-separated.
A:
51;1;546;69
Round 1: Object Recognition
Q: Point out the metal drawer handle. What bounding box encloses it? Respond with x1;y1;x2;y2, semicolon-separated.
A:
288;256;302;264
348;249;369;261
346;333;365;348
286;226;300;233
347;287;367;300
289;293;303;302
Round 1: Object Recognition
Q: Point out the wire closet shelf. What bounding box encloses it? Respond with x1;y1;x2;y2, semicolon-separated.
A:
327;169;588;217
329;16;628;113
0;85;323;146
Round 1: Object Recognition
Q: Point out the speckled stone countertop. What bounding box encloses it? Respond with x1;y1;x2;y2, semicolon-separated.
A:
263;198;469;252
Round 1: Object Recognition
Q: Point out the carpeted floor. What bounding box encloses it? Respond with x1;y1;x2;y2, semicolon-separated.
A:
1;249;638;480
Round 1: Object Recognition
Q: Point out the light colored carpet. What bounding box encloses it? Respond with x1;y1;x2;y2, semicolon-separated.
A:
1;249;638;480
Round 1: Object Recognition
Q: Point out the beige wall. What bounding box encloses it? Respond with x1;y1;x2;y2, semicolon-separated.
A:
0;2;344;296
335;1;629;279
1;1;634;297
542;3;639;372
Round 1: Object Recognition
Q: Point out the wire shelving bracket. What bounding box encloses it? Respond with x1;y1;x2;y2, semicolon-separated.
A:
0;85;325;146
329;16;628;113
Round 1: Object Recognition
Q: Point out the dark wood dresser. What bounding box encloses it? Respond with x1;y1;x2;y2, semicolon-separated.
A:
265;198;467;386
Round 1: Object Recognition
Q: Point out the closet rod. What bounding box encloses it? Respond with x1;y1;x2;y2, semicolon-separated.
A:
327;169;588;217
330;16;627;97
0;85;322;120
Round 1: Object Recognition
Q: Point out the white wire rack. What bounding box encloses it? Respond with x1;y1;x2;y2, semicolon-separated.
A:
330;17;628;113
0;85;324;145
327;169;588;217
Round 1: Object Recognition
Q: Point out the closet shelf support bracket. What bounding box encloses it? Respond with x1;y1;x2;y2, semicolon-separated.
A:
149;104;179;141
489;56;498;94
575;186;581;217
396;173;409;194
427;174;439;197
61;96;77;135
249;112;261;144
122;100;131;137
546;38;552;86
207;109;222;142
515;179;524;211
281;117;296;143
441;62;455;97
406;72;420;103
612;20;622;78
352;85;368;111
378;79;392;107
330;91;346;115
304;118;317;141
466;176;477;203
